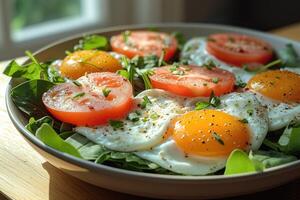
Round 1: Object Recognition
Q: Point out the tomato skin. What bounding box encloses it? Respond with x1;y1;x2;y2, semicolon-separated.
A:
206;33;273;67
150;65;235;97
42;72;133;126
110;31;177;61
60;50;122;79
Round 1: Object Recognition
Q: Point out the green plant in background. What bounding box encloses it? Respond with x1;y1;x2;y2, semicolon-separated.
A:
11;0;82;31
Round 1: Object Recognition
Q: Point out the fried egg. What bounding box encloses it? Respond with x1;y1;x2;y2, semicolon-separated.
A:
181;37;254;83
135;92;268;175
75;89;191;151
247;69;300;131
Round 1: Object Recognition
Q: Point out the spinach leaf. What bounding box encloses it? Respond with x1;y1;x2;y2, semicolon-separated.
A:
25;116;54;134
10;79;55;118
224;149;256;175
250;150;297;169
36;123;82;158
278;126;300;155
277;44;300;67
74;35;109;51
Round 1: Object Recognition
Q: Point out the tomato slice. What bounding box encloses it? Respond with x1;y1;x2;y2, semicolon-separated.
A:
42;72;134;126
149;65;235;97
110;31;177;61
206;33;273;67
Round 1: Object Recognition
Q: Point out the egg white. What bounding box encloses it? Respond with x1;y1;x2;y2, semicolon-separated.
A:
134;92;268;175
75;89;191;152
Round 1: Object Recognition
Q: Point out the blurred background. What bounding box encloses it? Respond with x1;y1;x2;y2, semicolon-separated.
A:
0;0;300;60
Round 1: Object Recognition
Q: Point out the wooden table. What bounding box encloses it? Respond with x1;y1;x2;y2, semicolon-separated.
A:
1;24;300;200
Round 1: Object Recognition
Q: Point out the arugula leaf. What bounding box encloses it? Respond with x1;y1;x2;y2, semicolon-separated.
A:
25;116;54;134
224;149;256;175
277;44;300;67
3;60;43;80
250;150;297;169
171;31;186;50
74;35;109;51
10;79;55;118
36;123;82;158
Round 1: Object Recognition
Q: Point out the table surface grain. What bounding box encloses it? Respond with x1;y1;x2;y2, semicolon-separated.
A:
1;24;300;200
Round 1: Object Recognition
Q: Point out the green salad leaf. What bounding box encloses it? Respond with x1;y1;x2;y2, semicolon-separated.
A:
10;79;55;118
250;150;297;169
3;51;65;83
277;43;300;67
74;35;109;51
65;133;173;174
36;123;82;158
224;149;256;175
26;116;54;134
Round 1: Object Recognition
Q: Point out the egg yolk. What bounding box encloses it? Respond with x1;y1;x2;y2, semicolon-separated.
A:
169;110;250;157
247;70;300;103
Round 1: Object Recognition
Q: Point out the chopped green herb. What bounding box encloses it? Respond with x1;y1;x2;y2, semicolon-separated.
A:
212;132;224;145
172;70;185;76
72;92;85;99
209;91;221;107
235;79;247;88
140;96;152;109
228;36;235;43
72;80;82;87
127;112;139;122
169;63;180;72
212;77;219;84
195;102;210;110
102;88;111;97
239;119;249;124
150;113;159;120
247;109;254;116
203;60;216;70
109;120;124;129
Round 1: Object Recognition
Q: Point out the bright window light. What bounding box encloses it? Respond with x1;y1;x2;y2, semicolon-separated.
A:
11;0;105;42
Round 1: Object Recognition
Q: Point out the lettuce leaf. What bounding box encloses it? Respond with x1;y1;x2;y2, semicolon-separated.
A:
36;123;82;158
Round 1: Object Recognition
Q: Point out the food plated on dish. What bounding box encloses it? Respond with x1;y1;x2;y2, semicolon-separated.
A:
4;28;300;177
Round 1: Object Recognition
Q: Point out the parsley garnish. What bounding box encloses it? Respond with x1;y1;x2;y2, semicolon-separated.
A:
158;49;166;67
102;87;111;97
109;120;124;129
212;77;219;84
72;92;85;99
140;96;152;109
169;63;180;72
203;60;217;70
121;56;135;83
212;132;224;145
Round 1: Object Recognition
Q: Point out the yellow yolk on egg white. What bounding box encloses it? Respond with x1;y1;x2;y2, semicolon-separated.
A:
168;110;250;157
247;70;300;103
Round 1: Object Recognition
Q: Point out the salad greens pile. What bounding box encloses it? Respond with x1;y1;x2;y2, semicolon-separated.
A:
4;31;300;176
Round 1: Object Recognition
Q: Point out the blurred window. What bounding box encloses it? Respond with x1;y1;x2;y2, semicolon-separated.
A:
11;0;103;41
